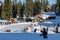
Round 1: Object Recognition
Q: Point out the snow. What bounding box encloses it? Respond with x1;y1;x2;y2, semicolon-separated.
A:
0;12;60;34
42;12;56;19
0;12;60;40
39;16;60;27
0;16;60;34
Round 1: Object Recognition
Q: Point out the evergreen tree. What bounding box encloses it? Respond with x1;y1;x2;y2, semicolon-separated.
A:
44;0;48;8
26;0;34;17
21;2;26;18
17;1;22;20
41;0;48;11
34;0;42;14
51;4;55;11
0;1;2;19
12;0;17;18
58;0;60;13
1;0;12;20
57;0;60;15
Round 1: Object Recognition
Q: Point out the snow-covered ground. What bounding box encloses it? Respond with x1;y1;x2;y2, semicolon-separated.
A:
0;22;38;32
0;15;60;34
35;16;60;33
38;16;60;27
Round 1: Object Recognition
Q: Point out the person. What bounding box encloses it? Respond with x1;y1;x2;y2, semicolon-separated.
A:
40;28;48;39
46;27;48;32
57;23;59;27
53;24;59;33
34;29;37;32
54;26;58;33
24;25;32;32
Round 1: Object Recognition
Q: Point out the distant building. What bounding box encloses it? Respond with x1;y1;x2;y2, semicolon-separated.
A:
34;12;56;20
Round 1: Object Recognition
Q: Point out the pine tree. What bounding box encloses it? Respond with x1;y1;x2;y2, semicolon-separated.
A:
0;1;2;19
34;0;42;14
44;0;48;8
41;0;48;11
58;0;60;13
17;1;22;20
26;0;34;17
51;4;55;11
1;0;12;20
12;0;17;18
21;2;26;18
57;0;60;15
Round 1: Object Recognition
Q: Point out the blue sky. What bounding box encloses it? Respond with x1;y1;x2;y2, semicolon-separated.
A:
0;0;57;4
48;0;57;4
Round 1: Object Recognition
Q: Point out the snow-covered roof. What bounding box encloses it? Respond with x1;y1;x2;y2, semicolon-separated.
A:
42;14;50;19
41;12;56;19
42;12;56;16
